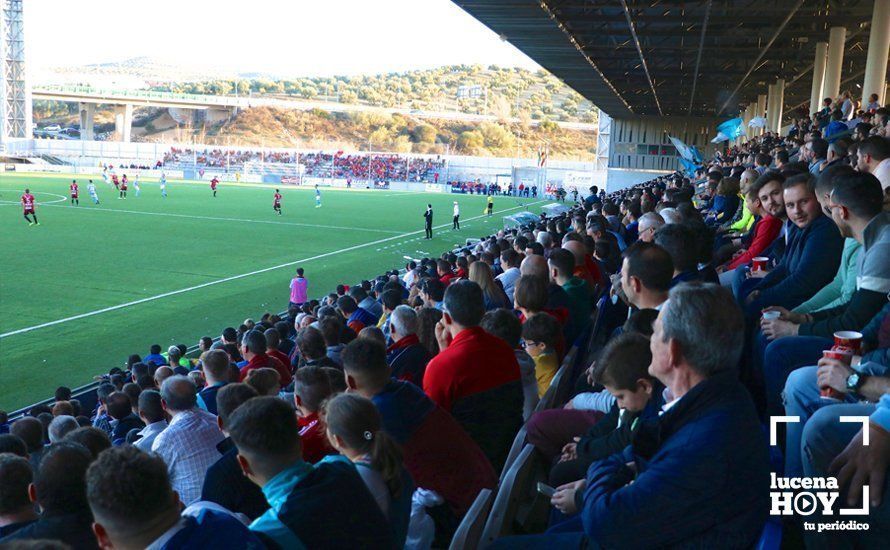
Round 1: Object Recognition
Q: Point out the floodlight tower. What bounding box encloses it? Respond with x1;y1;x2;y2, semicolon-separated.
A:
0;0;31;150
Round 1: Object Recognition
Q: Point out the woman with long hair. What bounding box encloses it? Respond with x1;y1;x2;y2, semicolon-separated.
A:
323;393;413;547
469;261;510;311
416;306;443;357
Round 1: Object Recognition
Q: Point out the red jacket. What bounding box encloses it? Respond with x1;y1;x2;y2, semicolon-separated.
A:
297;412;336;463
726;215;783;271
266;348;294;387
239;353;289;384
422;326;521;412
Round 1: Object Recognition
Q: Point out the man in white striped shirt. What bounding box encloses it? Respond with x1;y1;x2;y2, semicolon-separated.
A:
152;376;224;506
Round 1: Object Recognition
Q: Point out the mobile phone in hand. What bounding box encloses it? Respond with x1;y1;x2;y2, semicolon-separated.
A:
536;482;556;498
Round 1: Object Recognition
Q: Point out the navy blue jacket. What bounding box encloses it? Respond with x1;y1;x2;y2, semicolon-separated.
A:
579;374;770;549
747;214;843;313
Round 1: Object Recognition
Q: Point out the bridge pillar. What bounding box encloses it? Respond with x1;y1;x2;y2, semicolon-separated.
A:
822;27;846;103
809;42;828;116
113;104;133;142
756;94;767;135
862;0;890;107
78;102;95;140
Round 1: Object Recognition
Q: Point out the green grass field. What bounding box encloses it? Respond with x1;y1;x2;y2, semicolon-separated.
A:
0;172;544;411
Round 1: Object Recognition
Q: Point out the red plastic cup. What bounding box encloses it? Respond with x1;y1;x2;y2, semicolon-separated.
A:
833;331;863;354
820;387;845;401
822;348;853;366
751;257;769;272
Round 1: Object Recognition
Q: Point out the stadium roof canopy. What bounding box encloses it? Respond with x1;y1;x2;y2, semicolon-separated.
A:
453;0;880;118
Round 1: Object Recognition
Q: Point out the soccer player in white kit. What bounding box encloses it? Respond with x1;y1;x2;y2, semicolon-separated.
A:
133;174;141;197
88;180;100;204
452;201;460;230
160;173;167;198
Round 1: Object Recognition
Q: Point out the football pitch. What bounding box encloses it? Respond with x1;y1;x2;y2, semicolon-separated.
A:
0;172;545;411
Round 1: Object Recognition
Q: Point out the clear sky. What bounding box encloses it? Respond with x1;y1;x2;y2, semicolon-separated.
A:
26;0;540;76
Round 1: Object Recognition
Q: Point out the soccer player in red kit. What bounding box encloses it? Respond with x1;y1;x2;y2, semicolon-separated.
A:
210;177;219;197
112;174;119;190
21;189;38;225
70;180;79;206
273;189;282;215
119;175;128;199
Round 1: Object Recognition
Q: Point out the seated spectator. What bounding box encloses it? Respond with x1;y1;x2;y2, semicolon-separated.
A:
418;278;446;311
227;397;393;548
87;446;264;549
51;401;73;417
337;295;378;333
154;366;174;389
514;274;568;355
636;212;665;243
0;454;37;538
548;332;662;492
719;183;783;276
342;338;497;516
144;344;166;367
47;415;79;444
495;284;770;548
548;248;593;335
323;393;414;548
10;417;45;472
469;261;510;310
520;254;577;342
294;366;338;464
318;316;346;366
197;349;230;415
106;392;144;446
0;442;97;549
238;330;289;383
90;382;116;434
437;259;458;286
201;383;269;521
654;223;702;286
62;427;111;459
133;390;167;451
295;326;340;370
422;280;522;470
522;312;562;397
245;368;281;396
496;249;522;303
167;346;188;375
759;170;890;414
152;376;224;506
376;288;403;341
351;286;384;321
482;308;539;419
359;326;386;346
263;329;293;387
0;434;27;457
385;305;431;386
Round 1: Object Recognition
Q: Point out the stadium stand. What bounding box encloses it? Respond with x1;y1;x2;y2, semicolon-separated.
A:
4;29;890;550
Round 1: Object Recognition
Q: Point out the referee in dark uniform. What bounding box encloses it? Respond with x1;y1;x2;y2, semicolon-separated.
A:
424;204;433;239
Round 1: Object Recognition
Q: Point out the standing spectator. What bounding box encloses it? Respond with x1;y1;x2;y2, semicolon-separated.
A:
289;268;308;309
151;376;224;506
134;390;167;451
227;397;393;548
0;454;37;538
386;305;431;386
202;383;269;521
422;280;523;470
87;446;264;549
0;442;97;549
324;393;414;548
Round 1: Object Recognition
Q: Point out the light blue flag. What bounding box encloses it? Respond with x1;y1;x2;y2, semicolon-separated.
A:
716;117;745;140
668;135;695;162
